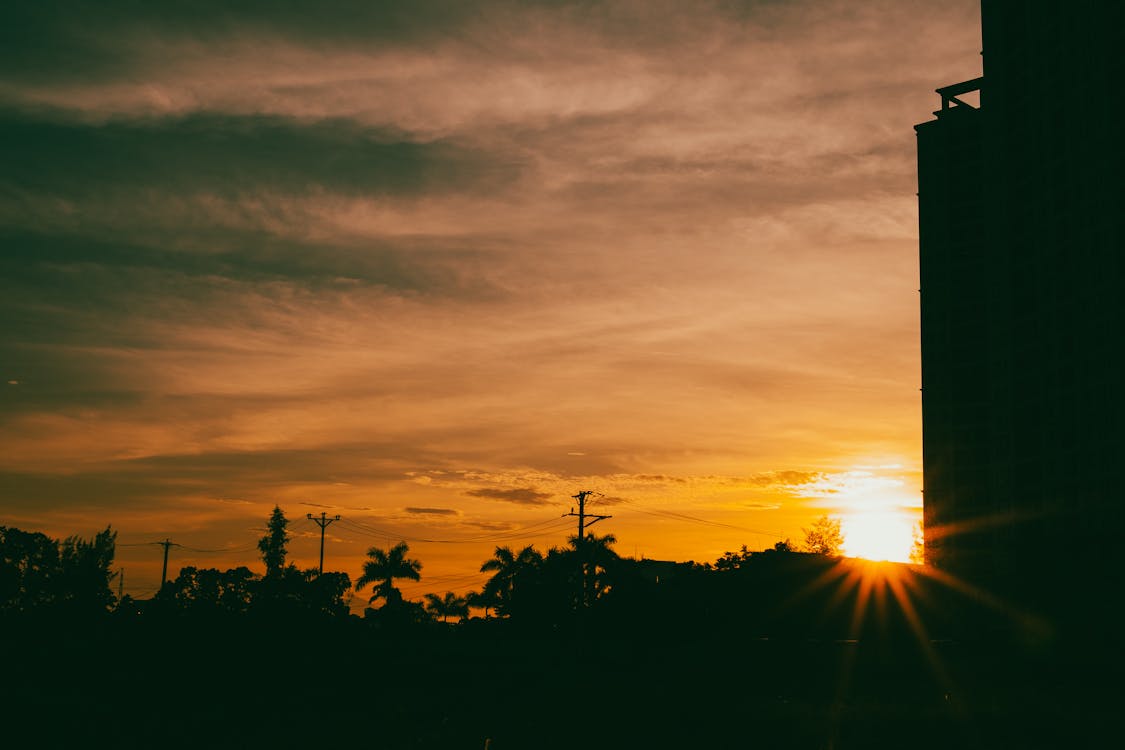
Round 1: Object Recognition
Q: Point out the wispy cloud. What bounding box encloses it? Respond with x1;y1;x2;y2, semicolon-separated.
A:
404;506;460;516
465;488;554;506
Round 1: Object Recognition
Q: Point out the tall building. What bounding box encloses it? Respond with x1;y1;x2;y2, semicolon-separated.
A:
916;1;1124;625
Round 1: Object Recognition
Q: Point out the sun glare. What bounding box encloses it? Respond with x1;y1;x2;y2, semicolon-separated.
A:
841;512;915;563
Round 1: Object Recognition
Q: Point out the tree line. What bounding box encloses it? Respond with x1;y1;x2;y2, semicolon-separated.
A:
2;508;857;628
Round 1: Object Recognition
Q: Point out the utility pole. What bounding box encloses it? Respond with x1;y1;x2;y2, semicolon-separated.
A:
118;568;124;599
307;512;341;575
565;490;611;607
158;538;174;589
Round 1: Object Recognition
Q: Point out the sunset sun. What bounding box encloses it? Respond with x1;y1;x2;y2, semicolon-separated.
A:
841;512;915;563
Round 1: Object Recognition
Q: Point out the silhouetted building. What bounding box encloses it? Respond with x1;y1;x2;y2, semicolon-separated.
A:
916;1;1124;624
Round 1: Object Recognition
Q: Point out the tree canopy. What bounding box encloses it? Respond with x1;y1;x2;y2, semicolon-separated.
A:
802;515;844;555
356;541;422;605
257;505;289;577
1;525;117;614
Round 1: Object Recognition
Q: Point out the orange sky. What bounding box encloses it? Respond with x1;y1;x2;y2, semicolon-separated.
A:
0;1;982;606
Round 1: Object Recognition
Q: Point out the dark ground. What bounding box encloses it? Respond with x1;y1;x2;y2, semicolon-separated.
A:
3;614;1120;749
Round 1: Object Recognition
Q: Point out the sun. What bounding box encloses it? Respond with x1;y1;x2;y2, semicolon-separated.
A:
841;511;916;563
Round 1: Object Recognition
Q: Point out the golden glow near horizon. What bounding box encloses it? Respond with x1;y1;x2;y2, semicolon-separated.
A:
0;1;979;601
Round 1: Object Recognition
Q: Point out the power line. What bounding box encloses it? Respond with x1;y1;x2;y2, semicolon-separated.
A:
614;497;784;538
177;542;259;554
335;516;573;546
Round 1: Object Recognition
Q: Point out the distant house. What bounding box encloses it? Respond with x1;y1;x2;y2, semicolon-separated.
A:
621;558;695;585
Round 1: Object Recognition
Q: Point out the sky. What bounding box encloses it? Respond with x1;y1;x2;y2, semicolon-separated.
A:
0;0;982;605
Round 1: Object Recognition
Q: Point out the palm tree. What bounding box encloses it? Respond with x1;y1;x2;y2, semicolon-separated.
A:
424;591;469;623
355;541;422;605
465;589;491;618
480;544;543;617
568;532;619;605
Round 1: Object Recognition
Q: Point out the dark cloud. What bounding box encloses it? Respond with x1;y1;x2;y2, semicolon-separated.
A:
0;228;498;345
0;1;788;86
594;495;630;505
464;487;553;505
404;507;459;516
460;520;515;531
0;109;518;363
0;1;482;84
0;110;521;201
0;446;433;512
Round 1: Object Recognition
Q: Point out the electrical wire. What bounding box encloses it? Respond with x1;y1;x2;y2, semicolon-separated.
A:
177;542;260;554
613;497;784;538
335;516;573;546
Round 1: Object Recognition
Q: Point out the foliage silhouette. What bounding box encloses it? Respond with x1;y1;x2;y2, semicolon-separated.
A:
257;505;290;577
151;563;352;618
801;515;843;555
1;525;117;614
142;509;352;618
569;531;619;606
479;544;543;617
355;541;422;605
909;521;925;565
769;539;795;553
157;565;257;614
424;591;469;622
714;544;754;571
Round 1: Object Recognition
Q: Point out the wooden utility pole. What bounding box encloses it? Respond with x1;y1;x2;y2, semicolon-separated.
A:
307;512;341;575
565;490;611;607
158;538;174;588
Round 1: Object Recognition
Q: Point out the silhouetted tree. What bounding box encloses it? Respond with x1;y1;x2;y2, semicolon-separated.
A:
714;545;753;571
771;539;795;553
480;545;543;617
154;562;351;618
58;527;118;611
424;591;469;623
802;515;843;555
465;589;491;618
569;532;619;605
909;521;925;565
257;506;289;577
713;539;795;571
0;525;117;614
1;526;60;611
159;566;257;614
356;542;421;605
302;570;353;616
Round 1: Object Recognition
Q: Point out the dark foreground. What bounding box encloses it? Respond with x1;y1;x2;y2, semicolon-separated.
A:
4;614;1120;750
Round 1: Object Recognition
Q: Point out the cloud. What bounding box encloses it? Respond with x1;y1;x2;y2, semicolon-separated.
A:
0;110;522;201
461;520;515;531
594;495;630;506
404;506;459;516
464;487;553;505
743;470;825;488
